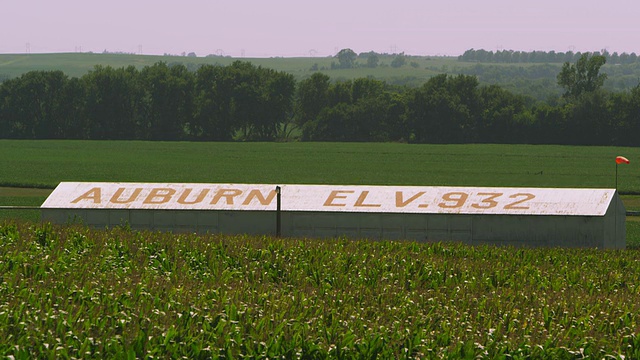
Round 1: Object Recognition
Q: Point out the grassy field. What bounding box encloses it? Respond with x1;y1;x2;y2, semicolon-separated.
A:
1;139;640;247
1;141;640;357
1;140;639;190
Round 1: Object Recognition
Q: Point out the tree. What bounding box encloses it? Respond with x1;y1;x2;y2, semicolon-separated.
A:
343;78;390;141
224;61;262;139
56;77;89;139
391;53;407;68
563;90;611;145
528;104;562;144
609;85;640;146
251;69;295;140
557;53;607;98
364;52;379;68
477;85;528;143
351;78;384;103
191;62;267;141
140;62;194;140
0;71;70;139
335;48;357;69
300;79;351;141
191;64;237;141
82;65;145;140
191;61;295;141
348;93;396;141
304;103;350;141
328;81;352;106
295;73;331;138
405;74;479;143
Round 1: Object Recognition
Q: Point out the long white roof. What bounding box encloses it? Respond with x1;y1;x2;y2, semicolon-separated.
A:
41;182;618;216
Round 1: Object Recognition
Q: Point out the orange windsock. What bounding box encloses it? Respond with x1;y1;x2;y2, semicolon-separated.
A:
616;156;630;164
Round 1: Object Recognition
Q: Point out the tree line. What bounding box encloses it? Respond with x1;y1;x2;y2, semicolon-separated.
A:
1;56;640;146
0;61;294;141
459;49;640;65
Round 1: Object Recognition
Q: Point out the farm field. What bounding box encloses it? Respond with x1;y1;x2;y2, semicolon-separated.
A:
2;139;640;246
1;222;639;358
1;140;640;357
1;140;639;190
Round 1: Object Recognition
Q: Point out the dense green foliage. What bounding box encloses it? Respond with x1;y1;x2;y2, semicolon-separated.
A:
459;49;640;65
3;51;640;96
2;53;640;145
0;61;296;141
1;222;639;358
557;54;608;98
457;50;640;97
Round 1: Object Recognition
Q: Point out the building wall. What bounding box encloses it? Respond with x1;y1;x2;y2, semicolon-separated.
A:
41;206;626;249
41;208;276;235
284;212;618;248
603;195;627;249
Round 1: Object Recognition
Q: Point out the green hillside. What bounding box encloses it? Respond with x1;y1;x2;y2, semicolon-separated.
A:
3;51;639;99
0;52;453;81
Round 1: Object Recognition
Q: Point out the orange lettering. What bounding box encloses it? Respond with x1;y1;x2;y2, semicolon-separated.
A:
471;192;503;209
438;192;469;209
504;193;535;210
242;189;277;206
110;188;142;204
395;191;425;207
71;187;101;204
178;188;210;205
211;189;243;205
323;190;355;207
143;188;176;204
354;191;381;207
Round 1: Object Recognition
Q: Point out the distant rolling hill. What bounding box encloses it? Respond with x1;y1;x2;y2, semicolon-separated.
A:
1;52;639;99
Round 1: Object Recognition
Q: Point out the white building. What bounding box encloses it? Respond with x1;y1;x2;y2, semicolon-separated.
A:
41;182;626;249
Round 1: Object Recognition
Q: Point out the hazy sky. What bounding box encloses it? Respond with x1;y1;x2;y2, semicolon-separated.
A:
3;0;639;57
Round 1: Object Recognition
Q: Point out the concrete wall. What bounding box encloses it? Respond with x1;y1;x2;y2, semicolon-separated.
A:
41;208;276;235
42;207;626;249
284;212;622;248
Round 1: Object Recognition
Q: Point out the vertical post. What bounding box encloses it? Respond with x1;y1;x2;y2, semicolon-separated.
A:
275;186;281;237
616;163;618;192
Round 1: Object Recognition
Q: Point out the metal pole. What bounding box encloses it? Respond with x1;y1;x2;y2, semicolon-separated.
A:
616;163;618;192
275;186;281;237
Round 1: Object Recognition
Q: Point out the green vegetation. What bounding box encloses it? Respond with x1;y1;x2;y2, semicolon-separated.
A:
626;219;640;249
1;51;639;97
0;53;318;80
0;140;638;356
3;54;639;145
2;140;640;247
2;51;640;357
1;140;639;191
0;53;449;84
1;222;639;358
0;187;49;223
557;54;608;98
